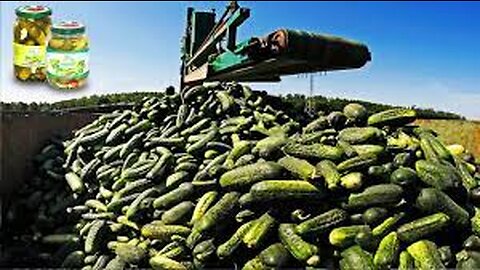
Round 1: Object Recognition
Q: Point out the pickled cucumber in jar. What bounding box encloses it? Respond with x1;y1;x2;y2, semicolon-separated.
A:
13;5;52;82
46;21;89;90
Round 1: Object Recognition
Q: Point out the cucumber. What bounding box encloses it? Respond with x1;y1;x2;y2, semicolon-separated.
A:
258;242;291;267
396;213;450;243
176;104;188;128
242;257;267;270
85;220;108;254
250;180;325;202
121;161;154;180
65;172;85;193
80;158;102;182
120;132;144;158
85;199;108;212
347;184;403;209
216;90;234;111
337;154;378;173
161;201;195;225
115;243;146;264
125;119;152;137
186;128;217;156
107;192;141;212
113;178;152;201
363;207;389;226
416;188;469;228
125;187;158;220
224;138;253;168
219;161;283;189
340;172;364;190
418;131;452;162
278;156;316;180
329;225;370;248
316;160;341;190
372;213;405;238
456;250;480;270
153;183;194;209
398;251;415;270
243;212;276;249
80;128;109;147
117;215;139;231
296;208;348;236
303;116;329;134
279;223;320;266
180;160;202;175
190;191;218;225
92;255;111;270
42;234;79;245
343;103;368;124
180;118;211;137
104;256;126;270
81;212;116;220
373;232;400;269
282;142;344;161
149;255;187;270
454;156;478;190
217;220;255;259
339;245;375;270
297;129;337;145
193;192;240;234
367;108;417;127
193;238;216;262
141;223;191;241
146;150;173;180
165;171;191;188
253;135;288;158
121;152;139;173
390;167;418;187
406;240;446;270
338;127;384;144
415;160;461;190
109;110;131;130
106;123;128;145
145;137;185;149
352;144;385;157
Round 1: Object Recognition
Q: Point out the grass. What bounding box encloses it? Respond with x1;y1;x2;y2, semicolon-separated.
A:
415;119;480;159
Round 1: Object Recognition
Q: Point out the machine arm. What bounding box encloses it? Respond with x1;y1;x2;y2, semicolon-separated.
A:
180;2;371;87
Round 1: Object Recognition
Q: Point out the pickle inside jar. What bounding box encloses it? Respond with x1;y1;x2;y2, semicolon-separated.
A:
49;77;86;89
48;38;65;50
73;38;88;50
15;66;32;81
13;5;51;82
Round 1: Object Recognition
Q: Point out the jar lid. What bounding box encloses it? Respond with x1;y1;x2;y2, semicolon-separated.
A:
52;21;86;35
15;5;52;19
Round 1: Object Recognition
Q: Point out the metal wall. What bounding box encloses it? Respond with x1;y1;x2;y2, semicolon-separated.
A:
0;111;97;196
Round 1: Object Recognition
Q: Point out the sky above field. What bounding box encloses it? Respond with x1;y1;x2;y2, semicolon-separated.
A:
1;1;479;119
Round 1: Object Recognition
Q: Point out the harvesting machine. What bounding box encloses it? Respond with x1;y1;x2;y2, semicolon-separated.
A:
180;1;372;89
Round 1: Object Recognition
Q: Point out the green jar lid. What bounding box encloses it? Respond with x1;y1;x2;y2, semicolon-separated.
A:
52;21;86;35
15;5;52;19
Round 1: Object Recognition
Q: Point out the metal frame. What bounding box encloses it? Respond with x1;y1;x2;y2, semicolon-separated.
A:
181;1;250;89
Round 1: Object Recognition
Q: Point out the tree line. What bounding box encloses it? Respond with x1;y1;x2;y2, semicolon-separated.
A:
0;89;464;120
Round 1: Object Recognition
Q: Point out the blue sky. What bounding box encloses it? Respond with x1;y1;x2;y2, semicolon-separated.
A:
1;1;479;119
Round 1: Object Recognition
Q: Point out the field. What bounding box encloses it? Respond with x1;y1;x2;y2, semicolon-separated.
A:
416;119;480;159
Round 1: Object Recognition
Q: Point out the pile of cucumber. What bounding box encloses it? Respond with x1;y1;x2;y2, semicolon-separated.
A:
3;82;480;269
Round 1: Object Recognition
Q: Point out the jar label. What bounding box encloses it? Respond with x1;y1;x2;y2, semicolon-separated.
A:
13;42;46;67
46;50;89;79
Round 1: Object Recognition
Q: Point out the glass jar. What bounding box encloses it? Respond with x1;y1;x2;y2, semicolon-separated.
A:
13;5;52;82
46;21;89;89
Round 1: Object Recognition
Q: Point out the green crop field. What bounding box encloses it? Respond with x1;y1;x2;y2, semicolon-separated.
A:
416;119;480;159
